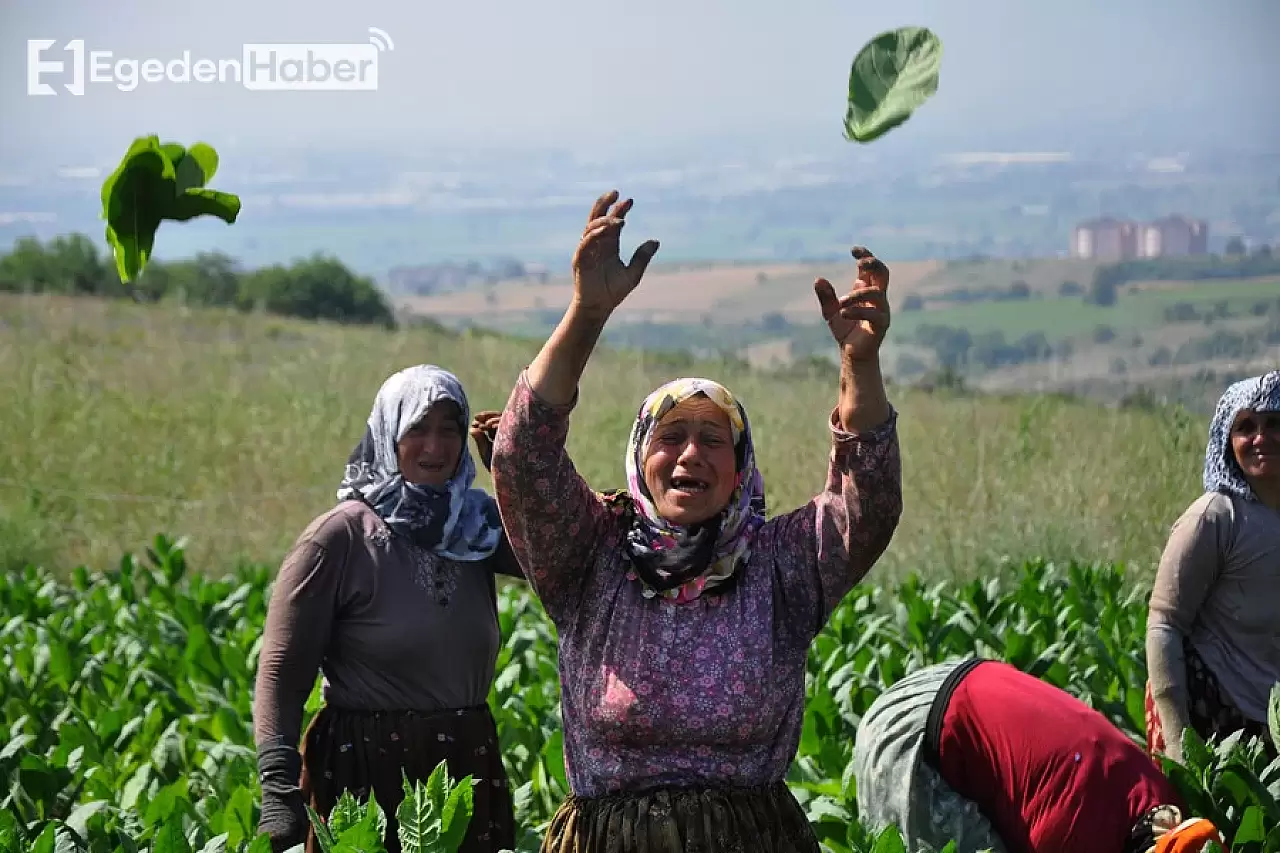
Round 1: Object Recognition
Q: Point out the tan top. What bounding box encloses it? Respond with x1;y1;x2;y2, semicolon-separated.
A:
252;500;523;751
1147;491;1280;732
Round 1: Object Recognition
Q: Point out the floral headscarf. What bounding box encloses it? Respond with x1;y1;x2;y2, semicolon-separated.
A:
1202;370;1280;501
1129;805;1223;853
336;365;503;561
604;378;767;604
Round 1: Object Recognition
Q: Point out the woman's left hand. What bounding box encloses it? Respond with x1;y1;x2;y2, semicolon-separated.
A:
470;410;502;471
814;247;891;363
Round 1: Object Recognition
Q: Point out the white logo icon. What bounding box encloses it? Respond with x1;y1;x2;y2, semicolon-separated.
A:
26;29;393;95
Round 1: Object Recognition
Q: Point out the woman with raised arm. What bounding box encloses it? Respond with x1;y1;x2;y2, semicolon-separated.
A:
253;365;522;853
489;190;903;852
1145;370;1280;763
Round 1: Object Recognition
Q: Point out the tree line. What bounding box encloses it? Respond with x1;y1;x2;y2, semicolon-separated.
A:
0;234;396;327
1086;249;1280;306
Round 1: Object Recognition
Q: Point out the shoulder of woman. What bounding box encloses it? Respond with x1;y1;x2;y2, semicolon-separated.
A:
1166;492;1238;554
293;500;383;554
1183;491;1237;527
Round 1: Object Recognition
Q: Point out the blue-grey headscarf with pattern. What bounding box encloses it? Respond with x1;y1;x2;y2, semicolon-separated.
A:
1202;370;1280;501
337;365;502;561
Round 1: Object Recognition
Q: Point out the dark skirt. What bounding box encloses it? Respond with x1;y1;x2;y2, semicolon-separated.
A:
298;704;515;853
539;781;820;853
1144;636;1274;759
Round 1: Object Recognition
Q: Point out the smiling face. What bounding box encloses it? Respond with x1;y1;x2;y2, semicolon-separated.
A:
1231;408;1280;488
641;395;739;527
396;400;465;488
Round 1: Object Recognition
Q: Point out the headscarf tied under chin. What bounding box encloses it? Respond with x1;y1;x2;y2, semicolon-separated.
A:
1202;370;1280;501
336;364;502;561
607;377;767;604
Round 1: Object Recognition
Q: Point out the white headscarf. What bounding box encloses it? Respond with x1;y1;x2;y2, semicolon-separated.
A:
336;365;502;561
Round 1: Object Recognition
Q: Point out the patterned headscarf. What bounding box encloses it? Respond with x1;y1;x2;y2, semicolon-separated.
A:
336;365;502;561
606;377;767;604
1202;370;1280;501
1129;805;1223;853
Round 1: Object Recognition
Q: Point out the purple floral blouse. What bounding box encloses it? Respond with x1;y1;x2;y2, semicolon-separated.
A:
491;370;903;798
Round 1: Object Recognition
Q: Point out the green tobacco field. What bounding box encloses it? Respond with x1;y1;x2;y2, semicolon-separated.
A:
5;294;1280;852
5;540;1280;852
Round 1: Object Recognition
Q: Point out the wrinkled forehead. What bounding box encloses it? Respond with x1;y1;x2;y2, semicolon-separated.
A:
410;397;464;426
386;382;468;438
1232;406;1280;427
656;396;732;431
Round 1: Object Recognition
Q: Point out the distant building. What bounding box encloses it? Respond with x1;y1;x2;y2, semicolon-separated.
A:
1072;217;1138;261
1137;215;1209;258
1071;214;1209;260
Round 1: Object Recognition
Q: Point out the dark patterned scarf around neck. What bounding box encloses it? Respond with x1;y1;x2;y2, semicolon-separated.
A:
606;377;767;604
336;364;502;561
1202;370;1280;502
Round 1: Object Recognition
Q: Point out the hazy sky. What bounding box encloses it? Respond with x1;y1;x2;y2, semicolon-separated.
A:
1;0;1277;168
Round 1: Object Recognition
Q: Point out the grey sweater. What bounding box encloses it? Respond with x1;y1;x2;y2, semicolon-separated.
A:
252;500;524;753
1146;490;1280;758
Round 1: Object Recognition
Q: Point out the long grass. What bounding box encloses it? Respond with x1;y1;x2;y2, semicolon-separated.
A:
2;293;1211;579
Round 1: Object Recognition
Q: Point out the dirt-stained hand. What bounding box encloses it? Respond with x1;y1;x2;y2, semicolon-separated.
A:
571;190;660;316
469;410;502;472
813;247;891;362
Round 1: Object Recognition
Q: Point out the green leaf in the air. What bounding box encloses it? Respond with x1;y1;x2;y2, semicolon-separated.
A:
169;189;241;224
172;142;219;194
102;136;175;283
844;26;943;143
99;135;240;283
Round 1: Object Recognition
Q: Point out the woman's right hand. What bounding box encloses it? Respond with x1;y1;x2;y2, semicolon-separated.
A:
571;190;660;317
256;744;309;851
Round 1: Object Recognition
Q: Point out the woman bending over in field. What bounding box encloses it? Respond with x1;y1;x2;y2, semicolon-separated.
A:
853;657;1224;853
252;365;522;853
1145;370;1280;763
489;190;903;852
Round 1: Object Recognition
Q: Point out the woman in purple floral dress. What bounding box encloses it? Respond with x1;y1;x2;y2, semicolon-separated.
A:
490;190;904;852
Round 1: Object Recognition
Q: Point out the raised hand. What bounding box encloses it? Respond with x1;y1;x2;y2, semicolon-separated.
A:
814;247;891;363
571;190;660;316
469;410;502;472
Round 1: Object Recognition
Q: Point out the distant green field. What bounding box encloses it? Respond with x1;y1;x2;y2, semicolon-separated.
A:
893;277;1280;342
2;293;1211;582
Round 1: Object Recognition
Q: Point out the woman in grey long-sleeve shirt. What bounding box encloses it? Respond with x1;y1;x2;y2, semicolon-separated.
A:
1145;370;1280;763
252;365;523;853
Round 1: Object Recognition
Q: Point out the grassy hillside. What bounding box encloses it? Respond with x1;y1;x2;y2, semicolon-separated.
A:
2;293;1214;580
397;256;1279;408
892;275;1280;341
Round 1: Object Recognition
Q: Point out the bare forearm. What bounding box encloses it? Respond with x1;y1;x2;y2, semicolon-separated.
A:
839;355;891;432
526;301;611;407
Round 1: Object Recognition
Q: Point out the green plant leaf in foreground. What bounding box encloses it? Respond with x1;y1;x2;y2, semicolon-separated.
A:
7;545;1280;852
1268;682;1280;753
844;26;943;143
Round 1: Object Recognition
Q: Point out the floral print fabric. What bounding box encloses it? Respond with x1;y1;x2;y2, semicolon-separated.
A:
611;376;767;603
490;370;903;798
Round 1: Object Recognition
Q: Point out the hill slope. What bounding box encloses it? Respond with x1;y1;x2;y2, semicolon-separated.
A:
2;293;1212;578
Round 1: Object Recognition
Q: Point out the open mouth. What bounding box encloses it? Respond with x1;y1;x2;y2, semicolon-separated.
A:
669;475;710;495
417;460;447;474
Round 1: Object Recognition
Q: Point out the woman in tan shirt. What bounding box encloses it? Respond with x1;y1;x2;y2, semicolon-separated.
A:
252;364;523;853
1145;369;1280;762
